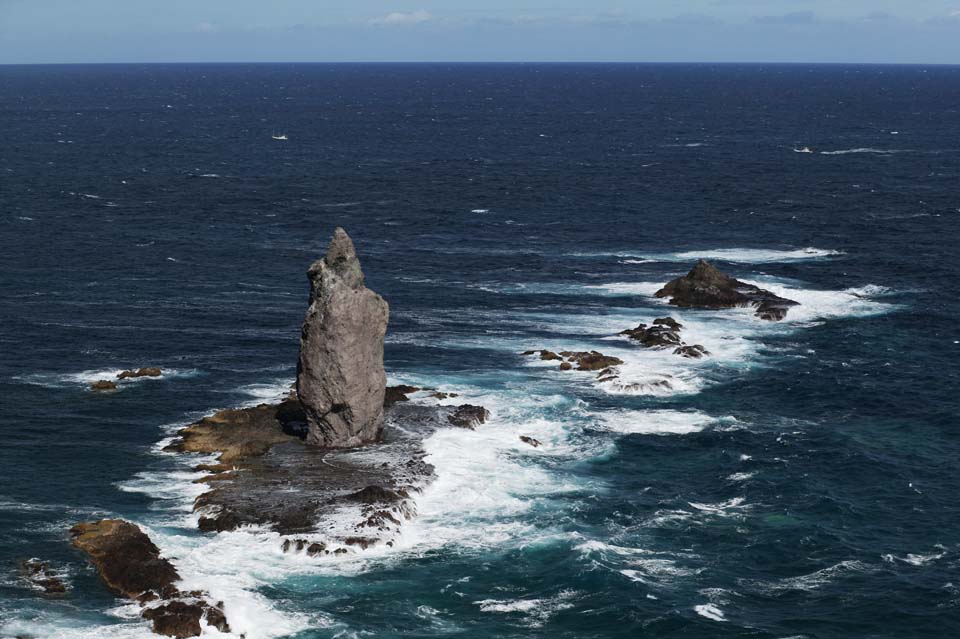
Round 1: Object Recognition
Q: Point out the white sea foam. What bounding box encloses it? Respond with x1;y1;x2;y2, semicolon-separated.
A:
474;590;576;627
594;410;719;435
13;368;200;389
883;547;946;566
398;391;590;553
688;497;751;517
739;560;870;595
820;147;908;155
694;603;727;622
579;247;844;264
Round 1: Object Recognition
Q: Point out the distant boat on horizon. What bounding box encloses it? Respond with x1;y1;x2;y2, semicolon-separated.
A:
272;133;288;141
793;146;814;153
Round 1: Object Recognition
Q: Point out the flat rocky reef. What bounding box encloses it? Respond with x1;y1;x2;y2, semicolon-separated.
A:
164;389;486;553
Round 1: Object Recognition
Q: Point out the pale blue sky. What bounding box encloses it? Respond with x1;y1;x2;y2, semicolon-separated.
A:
1;0;959;64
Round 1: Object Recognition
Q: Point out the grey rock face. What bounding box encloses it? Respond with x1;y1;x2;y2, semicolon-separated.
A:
297;228;389;447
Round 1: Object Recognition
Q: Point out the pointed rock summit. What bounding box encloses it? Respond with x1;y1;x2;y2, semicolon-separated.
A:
297;228;389;447
655;259;799;320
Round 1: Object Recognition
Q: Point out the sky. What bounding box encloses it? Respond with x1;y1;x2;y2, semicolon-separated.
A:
1;0;959;64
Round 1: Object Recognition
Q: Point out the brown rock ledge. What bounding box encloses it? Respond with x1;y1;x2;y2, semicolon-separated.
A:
69;519;229;638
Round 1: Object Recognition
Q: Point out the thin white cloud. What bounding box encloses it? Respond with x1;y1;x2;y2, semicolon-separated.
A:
372;10;432;26
195;22;219;33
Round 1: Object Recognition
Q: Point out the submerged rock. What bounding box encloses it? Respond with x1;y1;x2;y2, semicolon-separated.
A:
674;344;710;359
522;349;562;361
519;436;542;448
655;259;798;320
70;519;229;637
19;559;66;595
117;367;162;380
297;228;389;448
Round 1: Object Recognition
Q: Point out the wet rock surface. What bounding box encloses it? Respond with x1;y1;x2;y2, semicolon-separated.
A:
655;259;799;320
297;228;389;448
167;399;484;552
383;384;420;407
90;380;117;391
117;367;163;380
619;316;709;358
19;559;67;595
447;404;491;429
69;520;229;638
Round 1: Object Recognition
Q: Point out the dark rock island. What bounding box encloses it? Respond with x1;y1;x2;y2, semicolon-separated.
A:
655;259;799;320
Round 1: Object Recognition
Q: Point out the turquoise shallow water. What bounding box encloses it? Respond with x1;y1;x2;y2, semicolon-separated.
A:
1;63;959;638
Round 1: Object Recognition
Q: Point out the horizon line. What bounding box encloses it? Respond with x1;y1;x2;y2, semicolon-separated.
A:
2;60;960;67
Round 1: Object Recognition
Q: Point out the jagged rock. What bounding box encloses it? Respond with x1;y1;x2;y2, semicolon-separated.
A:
654;259;798;320
429;391;458;399
297;228;389;448
619;321;683;348
90;380;117;391
117;367;162;380
19;559;66;594
559;351;625;371
70;519;229;638
653;317;683;330
384;385;420;407
519;436;541;448
674;344;710;359
447;404;490;429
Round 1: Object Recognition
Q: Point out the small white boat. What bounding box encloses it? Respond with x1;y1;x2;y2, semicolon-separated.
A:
272;133;288;141
793;146;814;154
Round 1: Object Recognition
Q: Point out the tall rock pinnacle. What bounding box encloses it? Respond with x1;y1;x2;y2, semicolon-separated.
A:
297;228;389;447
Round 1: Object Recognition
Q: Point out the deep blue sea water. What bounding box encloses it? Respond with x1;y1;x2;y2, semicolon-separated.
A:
1;63;959;638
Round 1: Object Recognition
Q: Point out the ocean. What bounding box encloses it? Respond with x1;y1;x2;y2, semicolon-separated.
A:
1;62;959;638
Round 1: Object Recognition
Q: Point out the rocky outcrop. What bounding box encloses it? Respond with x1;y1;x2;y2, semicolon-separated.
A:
655;259;799;320
619;316;710;358
674;344;709;359
117;367;162;380
619;319;683;348
522;349;562;361
447;404;491;429
559;351;625;371
383;385;420;407
297;228;389;448
19;559;66;594
90;380;117;391
70;520;229;638
519;436;542;448
164;397;304;464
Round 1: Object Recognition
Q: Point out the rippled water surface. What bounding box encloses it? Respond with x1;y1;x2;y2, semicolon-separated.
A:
1;63;959;638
